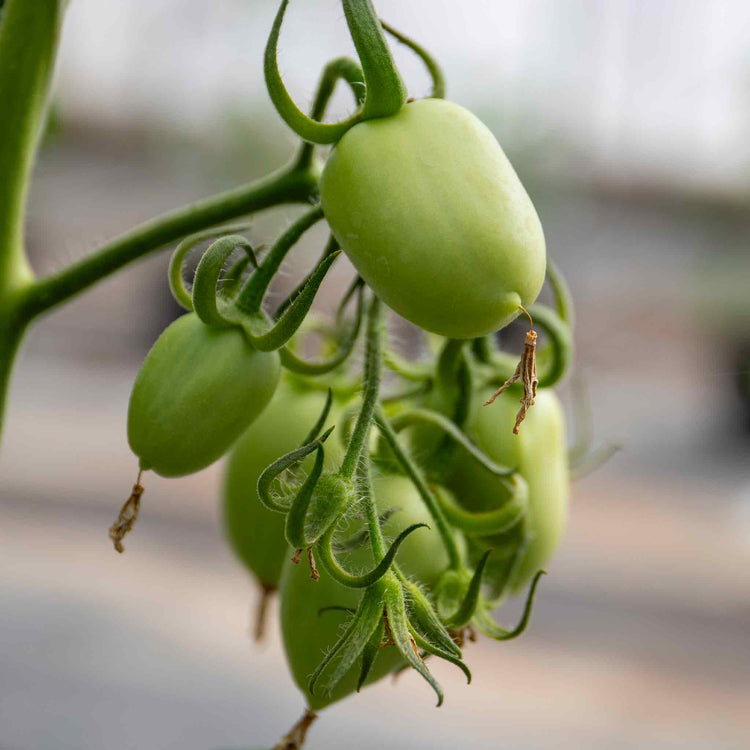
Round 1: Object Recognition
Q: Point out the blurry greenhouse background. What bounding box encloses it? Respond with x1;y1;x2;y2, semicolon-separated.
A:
1;0;749;748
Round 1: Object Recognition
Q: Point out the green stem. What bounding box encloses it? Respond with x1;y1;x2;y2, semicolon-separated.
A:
0;310;27;443
20;164;318;319
374;407;461;570
358;452;386;560
339;296;383;479
0;0;65;295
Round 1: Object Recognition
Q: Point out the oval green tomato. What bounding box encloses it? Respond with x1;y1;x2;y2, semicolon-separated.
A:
320;98;546;338
223;377;348;589
447;388;569;598
279;472;452;710
127;312;280;477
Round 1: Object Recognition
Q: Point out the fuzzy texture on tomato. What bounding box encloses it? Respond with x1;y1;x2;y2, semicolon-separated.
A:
128;313;280;477
223;378;348;589
320;98;546;338
447;388;569;599
279;471;453;711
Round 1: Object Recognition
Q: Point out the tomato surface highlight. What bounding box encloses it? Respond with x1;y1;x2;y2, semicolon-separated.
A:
320;98;546;338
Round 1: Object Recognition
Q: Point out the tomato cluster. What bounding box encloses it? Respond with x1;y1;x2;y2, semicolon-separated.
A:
110;3;596;748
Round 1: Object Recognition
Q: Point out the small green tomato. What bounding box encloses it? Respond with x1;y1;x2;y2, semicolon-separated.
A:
127;312;280;477
447;388;569;599
223;377;348;591
279;472;452;710
320;98;546;338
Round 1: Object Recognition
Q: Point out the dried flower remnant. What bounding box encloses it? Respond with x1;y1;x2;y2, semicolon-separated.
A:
484;306;538;434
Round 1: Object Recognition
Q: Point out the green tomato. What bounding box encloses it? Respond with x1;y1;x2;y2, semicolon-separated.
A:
320;99;546;339
447;388;569;599
127;312;280;477
222;377;348;590
279;472;452;711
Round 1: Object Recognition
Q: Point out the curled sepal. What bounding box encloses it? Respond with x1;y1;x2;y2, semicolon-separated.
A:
435;477;528;536
380;20;446;99
390;408;515;478
333;507;399;554
473;570;546;641
357;618;385;692
383;349;433;382
570;442;623;481
168;224;253;310
256;426;335;514
309;584;384;698
315;521;428;589
245;250;341;352
546;258;575;327
402;580;461;659
219;253;255;301
442;550;493;630
274;235;340;321
279;284;364;376
265;0;363;144
192;235;260;328
382;577;444;706
342;0;407;120
304;388;334;445
284;444;328;549
409;628;471;684
236;206;324;314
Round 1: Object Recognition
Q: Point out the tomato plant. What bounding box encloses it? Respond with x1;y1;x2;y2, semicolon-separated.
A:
0;1;593;748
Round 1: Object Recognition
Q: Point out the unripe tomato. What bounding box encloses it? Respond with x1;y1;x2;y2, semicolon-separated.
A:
128;312;280;477
223;377;348;590
279;472;452;710
447;388;569;598
320;99;546;338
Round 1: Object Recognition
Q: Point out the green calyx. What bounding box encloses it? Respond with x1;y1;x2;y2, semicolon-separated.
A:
264;0;406;145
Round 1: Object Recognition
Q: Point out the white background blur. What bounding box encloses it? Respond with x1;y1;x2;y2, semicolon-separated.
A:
1;1;749;748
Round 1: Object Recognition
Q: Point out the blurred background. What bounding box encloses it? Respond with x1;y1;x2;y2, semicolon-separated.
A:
1;0;749;748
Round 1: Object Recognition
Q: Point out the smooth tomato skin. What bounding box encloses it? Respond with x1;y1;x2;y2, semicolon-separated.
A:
447;388;569;598
223;378;348;588
127;313;280;477
279;472;452;711
320;99;546;338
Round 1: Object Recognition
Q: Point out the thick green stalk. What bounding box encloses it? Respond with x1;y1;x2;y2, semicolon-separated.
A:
0;0;65;295
358;452;385;560
0;310;27;436
21;164;318;319
339;296;384;479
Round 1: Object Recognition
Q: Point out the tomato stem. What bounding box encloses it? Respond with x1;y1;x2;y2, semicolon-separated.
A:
373;408;462;571
339;296;384;480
